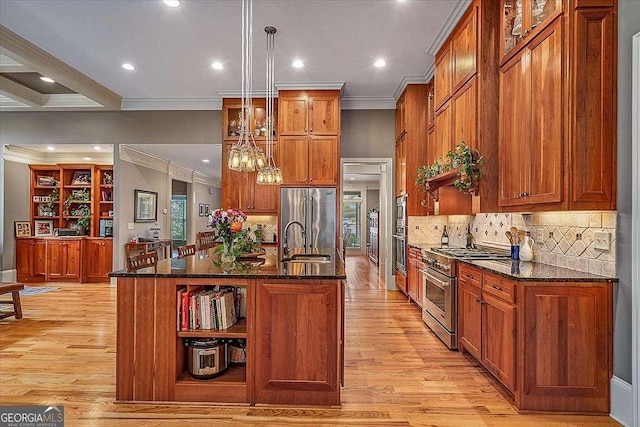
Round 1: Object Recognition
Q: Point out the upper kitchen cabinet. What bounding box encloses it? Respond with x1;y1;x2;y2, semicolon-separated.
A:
499;0;617;211
278;90;340;136
221;141;279;213
277;90;341;186
279;136;339;186
223;98;276;141
428;0;501;215
426;81;435;130
394;84;428;216
501;0;562;64
396;92;407;141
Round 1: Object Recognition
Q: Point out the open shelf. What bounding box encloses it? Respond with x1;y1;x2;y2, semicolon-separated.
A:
177;364;246;384
178;318;246;338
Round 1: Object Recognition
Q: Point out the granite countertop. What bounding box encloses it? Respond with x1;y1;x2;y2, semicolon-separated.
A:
459;258;617;283
110;247;346;280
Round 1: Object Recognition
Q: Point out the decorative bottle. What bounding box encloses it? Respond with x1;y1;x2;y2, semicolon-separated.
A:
441;225;449;247
465;224;473;249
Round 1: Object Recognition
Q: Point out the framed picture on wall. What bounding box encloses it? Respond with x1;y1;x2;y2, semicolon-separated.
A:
34;220;54;237
14;221;31;237
199;203;204;217
134;189;158;222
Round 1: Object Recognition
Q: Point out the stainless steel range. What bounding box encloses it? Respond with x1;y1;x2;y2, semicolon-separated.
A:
421;246;510;349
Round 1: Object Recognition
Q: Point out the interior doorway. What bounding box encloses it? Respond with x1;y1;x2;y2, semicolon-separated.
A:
171;180;188;251
341;158;394;288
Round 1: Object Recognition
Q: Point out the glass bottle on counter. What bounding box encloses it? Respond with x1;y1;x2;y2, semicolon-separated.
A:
465;224;473;249
441;225;449;247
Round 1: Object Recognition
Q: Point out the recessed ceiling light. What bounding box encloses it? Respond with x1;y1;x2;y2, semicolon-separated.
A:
40;76;55;83
83;157;92;161
202;159;210;163
94;145;102;151
292;60;304;68
349;177;356;180
46;146;55;151
211;62;224;70
163;0;180;7
122;63;135;71
397;0;408;3
374;59;386;68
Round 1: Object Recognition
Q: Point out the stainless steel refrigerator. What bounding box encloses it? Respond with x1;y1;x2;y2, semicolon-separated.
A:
280;187;337;253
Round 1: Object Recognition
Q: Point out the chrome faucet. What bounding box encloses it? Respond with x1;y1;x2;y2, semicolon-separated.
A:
283;220;306;256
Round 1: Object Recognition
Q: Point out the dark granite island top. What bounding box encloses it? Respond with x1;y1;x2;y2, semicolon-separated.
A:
109;247;346;280
459;258;617;283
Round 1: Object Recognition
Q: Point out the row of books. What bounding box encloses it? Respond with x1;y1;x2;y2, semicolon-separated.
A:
101;190;113;201
177;286;246;331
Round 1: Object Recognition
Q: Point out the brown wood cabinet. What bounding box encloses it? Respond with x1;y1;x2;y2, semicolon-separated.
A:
396;92;407;141
499;0;617;211
394;84;428;216
501;0;562;64
395;271;407;295
457;263;613;413
276;90;340;186
429;0;501;215
279;135;339;186
407;246;423;307
278;90;340;136
255;279;341;406
223;98;276;141
83;238;113;282
15;238;46;283
222;141;279;213
46;238;81;282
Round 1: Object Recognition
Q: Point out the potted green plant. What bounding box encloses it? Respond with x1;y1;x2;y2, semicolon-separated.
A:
75;204;92;235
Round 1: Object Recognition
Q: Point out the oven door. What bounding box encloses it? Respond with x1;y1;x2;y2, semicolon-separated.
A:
421;267;455;332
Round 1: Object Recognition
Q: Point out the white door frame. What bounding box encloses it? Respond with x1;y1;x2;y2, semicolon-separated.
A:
631;31;639;427
341;158;394;287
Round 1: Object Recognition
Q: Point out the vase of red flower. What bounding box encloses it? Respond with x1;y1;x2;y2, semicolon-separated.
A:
207;208;247;264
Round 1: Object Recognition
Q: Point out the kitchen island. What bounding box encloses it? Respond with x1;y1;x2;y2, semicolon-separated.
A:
110;247;346;406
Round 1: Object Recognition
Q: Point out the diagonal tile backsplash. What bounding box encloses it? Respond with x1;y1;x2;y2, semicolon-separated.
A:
408;211;616;277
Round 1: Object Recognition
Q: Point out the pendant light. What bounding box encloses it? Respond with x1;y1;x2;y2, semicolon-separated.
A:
227;0;266;172
256;26;282;185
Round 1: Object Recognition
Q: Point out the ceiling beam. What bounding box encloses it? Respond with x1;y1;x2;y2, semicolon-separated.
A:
0;25;122;110
0;75;43;107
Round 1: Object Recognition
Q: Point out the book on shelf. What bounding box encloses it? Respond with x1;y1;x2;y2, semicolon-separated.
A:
178;285;244;331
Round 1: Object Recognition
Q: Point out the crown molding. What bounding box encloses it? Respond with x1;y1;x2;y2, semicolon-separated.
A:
119;145;216;183
341;97;396;110
275;81;345;93
217;90;279;99
2;145;113;164
121;98;223;110
0;75;43;106
0;93;104;111
0;25;122;110
426;0;472;56
424;62;436;83
193;170;220;187
393;75;428;101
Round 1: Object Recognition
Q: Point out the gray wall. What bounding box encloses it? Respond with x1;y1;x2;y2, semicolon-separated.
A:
341;110;395;158
614;0;640;384
0;111;222;145
2;161;30;271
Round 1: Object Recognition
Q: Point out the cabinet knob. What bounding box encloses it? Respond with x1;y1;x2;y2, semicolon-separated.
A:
492;285;502;291
309;128;313;132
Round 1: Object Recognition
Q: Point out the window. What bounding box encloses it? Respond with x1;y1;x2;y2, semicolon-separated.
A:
171;195;187;247
343;191;362;249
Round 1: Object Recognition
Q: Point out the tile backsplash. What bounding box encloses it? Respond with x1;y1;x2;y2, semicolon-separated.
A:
408;211;616;277
244;215;278;243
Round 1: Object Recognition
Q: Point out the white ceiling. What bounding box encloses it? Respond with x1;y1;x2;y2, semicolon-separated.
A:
0;0;468;109
0;0;470;182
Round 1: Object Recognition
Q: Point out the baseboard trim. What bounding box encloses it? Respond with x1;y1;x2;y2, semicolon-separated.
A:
1;269;17;282
610;376;633;427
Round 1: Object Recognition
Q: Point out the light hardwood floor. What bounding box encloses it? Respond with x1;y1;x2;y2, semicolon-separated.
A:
0;255;620;426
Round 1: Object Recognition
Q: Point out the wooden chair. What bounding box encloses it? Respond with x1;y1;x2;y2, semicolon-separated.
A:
342;229;352;260
196;231;216;250
0;282;25;320
177;244;196;258
125;242;147;259
126;251;159;272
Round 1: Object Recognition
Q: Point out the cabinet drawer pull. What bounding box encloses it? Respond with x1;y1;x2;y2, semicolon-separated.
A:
475;299;486;305
466;274;476;280
492;284;502;291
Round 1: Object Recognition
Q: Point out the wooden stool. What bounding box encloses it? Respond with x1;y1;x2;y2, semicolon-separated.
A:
0;282;25;319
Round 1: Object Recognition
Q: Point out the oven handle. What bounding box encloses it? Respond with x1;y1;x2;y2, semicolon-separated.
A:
420;268;451;291
391;234;406;240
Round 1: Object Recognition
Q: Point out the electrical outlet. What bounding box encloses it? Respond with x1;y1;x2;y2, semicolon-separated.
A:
536;229;543;241
127;222;135;230
594;231;611;251
415;225;420;230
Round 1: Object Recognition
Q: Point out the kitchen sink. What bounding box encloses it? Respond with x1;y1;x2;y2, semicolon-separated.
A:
281;253;331;263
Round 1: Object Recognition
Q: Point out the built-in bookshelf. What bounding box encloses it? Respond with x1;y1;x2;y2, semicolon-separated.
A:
29;163;113;237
